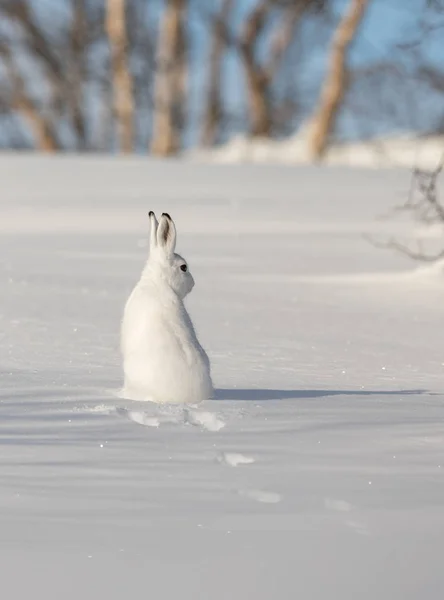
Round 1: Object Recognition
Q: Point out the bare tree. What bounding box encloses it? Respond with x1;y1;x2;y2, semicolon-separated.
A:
368;158;444;262
0;43;60;151
0;0;154;153
395;1;444;136
70;0;88;150
200;0;233;147
2;0;429;156
0;0;64;145
126;0;157;150
308;0;370;159
0;0;104;151
106;0;135;153
238;0;311;137
151;0;188;157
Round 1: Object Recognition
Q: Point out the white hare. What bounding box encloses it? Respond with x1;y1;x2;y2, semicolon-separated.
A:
121;211;213;404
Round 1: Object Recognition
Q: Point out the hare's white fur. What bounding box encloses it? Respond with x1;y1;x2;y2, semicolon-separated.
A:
121;212;213;404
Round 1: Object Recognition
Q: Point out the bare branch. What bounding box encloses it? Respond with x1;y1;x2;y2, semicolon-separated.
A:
264;0;311;82
367;156;444;263
0;42;60;151
239;0;316;137
365;233;444;263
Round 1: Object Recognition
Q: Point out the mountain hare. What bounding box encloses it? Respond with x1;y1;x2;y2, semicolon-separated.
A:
121;211;213;404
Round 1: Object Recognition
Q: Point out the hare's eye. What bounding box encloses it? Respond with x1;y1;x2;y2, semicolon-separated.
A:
180;264;187;272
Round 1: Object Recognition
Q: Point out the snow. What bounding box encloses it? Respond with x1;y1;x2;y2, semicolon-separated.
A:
189;130;444;170
1;155;444;599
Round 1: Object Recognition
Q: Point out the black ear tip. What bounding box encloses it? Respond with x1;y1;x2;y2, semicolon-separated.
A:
162;212;172;220
148;211;155;217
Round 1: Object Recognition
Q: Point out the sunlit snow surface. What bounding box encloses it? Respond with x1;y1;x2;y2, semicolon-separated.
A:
0;156;443;599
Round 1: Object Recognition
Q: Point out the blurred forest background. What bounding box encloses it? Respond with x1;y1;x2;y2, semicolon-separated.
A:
0;0;442;158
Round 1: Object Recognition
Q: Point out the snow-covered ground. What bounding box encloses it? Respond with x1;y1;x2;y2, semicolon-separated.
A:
190;131;444;170
1;156;443;599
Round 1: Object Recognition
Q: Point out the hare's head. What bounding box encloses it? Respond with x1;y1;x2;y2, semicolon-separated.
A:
146;212;195;299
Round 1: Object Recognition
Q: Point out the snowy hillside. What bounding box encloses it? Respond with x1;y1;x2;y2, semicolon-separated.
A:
190;131;444;170
1;156;443;599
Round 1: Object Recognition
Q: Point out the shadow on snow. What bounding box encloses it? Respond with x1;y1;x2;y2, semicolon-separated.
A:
214;388;431;401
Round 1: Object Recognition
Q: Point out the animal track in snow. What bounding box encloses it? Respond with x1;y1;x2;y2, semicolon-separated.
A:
116;406;225;432
117;407;179;427
126;411;160;428
217;452;255;467
184;409;225;432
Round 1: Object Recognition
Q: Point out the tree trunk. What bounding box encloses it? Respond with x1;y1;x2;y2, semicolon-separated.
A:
2;50;60;151
201;0;232;147
2;1;64;149
16;102;59;151
95;78;114;151
106;0;134;153
240;0;274;138
308;0;369;160
244;59;271;137
70;0;87;150
239;0;307;138
151;0;187;156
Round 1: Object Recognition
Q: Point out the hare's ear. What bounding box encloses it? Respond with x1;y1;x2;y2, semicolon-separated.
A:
157;213;176;256
149;211;159;253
